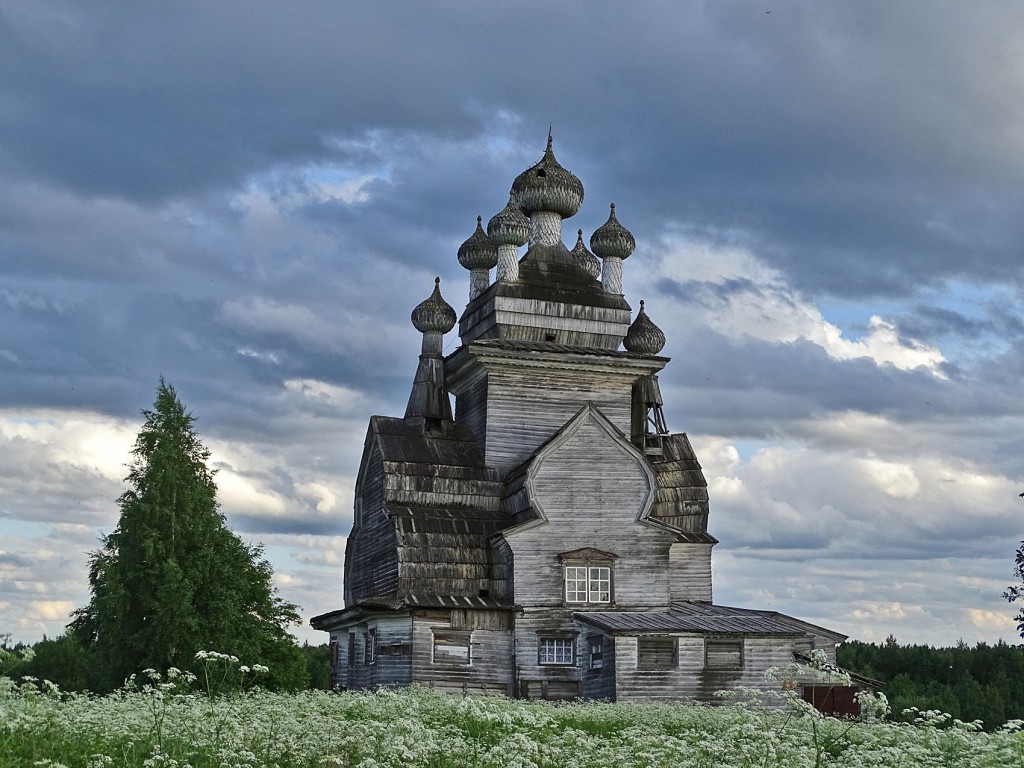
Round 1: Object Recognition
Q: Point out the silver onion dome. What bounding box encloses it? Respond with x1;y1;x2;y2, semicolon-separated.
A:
570;228;601;279
623;300;666;355
457;216;499;271
487;194;532;246
510;134;584;218
590;203;636;261
411;277;457;334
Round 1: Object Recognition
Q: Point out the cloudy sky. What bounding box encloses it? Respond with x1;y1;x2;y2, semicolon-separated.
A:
2;1;1023;649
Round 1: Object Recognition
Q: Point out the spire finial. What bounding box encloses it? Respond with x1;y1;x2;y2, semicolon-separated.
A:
476;215;482;224
639;299;645;310
434;276;440;286
610;202;616;211
546;126;553;152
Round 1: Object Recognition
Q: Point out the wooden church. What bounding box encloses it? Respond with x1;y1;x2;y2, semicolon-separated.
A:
311;136;848;702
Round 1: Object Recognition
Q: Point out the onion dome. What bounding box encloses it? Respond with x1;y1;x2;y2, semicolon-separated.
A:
510;134;584;217
570;228;601;279
487;194;531;246
457;216;498;271
590;203;636;260
623;300;666;355
411;277;457;334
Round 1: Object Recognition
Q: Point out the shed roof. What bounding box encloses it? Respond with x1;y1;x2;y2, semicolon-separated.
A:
575;602;813;636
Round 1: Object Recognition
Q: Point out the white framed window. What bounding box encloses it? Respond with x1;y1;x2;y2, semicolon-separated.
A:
564;566;612;603
539;637;575;665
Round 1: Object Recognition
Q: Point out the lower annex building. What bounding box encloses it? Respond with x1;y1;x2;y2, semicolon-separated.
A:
311;136;859;706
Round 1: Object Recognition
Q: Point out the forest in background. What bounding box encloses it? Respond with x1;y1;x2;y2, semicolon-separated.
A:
837;637;1024;730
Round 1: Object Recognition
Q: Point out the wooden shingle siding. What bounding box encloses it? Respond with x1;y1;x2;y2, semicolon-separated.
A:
347;449;399;602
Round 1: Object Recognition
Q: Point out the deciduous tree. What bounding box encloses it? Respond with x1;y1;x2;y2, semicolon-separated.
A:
70;379;306;691
1005;539;1024;640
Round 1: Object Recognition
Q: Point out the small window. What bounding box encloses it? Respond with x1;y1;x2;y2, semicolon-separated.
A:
364;628;376;666
565;566;612;604
433;630;472;665
539;637;575;665
589;637;604;670
706;639;743;670
638;637;677;670
348;633;356;667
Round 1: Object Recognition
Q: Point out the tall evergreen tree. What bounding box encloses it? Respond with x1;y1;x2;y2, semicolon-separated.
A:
70;379;306;691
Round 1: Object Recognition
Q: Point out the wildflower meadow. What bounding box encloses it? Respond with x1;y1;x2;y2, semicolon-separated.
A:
2;650;1024;768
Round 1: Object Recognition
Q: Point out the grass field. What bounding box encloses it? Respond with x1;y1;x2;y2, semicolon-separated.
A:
3;670;1024;768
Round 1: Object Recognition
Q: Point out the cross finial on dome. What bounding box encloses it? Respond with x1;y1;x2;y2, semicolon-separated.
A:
547;126;553;151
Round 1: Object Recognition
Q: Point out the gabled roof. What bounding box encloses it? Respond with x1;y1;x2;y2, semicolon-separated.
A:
575;602;840;637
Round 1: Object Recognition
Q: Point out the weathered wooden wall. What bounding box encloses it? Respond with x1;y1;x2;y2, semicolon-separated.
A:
668;543;713;603
612;635;796;703
409;610;514;695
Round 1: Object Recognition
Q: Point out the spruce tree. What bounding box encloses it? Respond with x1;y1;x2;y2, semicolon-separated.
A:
71;379;306;691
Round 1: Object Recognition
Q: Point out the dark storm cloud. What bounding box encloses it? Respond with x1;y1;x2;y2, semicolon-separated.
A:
3;1;1023;299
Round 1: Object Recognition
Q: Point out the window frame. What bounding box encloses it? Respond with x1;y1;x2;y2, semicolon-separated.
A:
347;632;356;668
704;638;744;670
538;636;576;666
588;636;604;671
432;629;473;665
637;635;679;670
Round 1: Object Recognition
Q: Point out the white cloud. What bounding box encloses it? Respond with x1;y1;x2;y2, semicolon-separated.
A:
639;237;947;376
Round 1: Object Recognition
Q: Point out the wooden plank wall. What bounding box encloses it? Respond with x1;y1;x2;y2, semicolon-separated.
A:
481;367;638;473
409;611;514;695
612;635;797;703
507;417;676;608
335;616;414;691
668;543;713;602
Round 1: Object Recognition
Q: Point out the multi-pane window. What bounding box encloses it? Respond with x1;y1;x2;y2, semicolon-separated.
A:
564;566;611;603
539;637;575;665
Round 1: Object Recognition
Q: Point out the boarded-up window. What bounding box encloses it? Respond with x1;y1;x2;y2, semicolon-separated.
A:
705;639;743;669
539;637;575;665
638;637;677;669
329;638;338;671
348;633;356;667
432;630;472;665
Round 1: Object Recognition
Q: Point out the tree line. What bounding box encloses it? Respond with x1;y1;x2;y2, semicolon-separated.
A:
837;636;1024;730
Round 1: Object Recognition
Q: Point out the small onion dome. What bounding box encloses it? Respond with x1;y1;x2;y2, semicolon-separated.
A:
411;277;457;334
510;133;584;217
570;228;601;279
590;203;636;260
623;300;666;355
457;216;498;271
487;194;531;246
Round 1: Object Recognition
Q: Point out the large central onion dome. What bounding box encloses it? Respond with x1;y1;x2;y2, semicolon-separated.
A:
411;277;457;334
510;134;584;217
